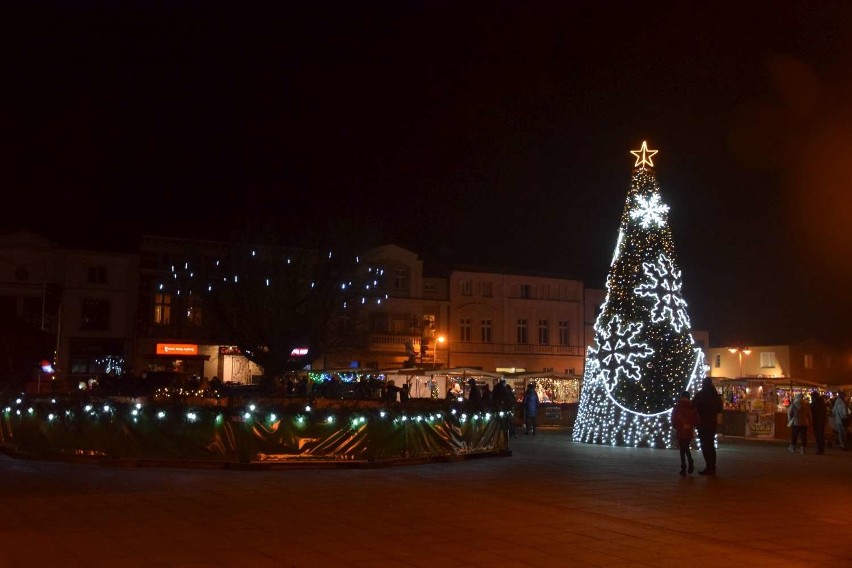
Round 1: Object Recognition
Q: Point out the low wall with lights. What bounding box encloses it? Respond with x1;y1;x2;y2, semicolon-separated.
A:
0;395;510;465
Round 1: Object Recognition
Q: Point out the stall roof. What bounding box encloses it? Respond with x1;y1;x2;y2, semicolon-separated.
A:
427;368;504;380
714;377;827;389
505;371;583;380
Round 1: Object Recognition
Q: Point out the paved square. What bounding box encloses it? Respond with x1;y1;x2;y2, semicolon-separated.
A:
1;428;848;567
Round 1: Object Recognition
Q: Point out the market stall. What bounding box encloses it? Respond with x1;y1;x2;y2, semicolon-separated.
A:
717;377;827;440
382;368;508;402
504;371;582;428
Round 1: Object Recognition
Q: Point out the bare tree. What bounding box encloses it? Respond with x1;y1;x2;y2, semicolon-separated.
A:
161;219;386;386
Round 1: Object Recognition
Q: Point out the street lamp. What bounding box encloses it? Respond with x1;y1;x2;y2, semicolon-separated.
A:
727;347;752;378
434;335;446;367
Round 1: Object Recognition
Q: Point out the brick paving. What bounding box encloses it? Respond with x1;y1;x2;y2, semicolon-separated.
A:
0;428;849;567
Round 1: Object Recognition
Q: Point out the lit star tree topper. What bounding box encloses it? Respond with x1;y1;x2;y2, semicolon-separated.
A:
573;142;708;448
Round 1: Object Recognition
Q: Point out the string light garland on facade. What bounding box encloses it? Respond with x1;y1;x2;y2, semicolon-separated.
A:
573;142;708;448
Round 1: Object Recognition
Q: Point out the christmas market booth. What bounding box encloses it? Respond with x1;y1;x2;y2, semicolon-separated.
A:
0;377;509;466
717;377;827;441
419;368;505;401
505;371;582;428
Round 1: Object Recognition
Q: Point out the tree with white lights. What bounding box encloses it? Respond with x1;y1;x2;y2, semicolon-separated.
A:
573;141;708;448
158;223;387;385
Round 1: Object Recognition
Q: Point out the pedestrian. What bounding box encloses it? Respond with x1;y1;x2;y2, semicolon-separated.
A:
493;379;516;438
466;378;482;411
481;383;492;408
671;390;698;475
385;380;401;403
810;390;827;455
523;382;540;435
691;377;723;475
831;391;849;451
787;392;812;454
504;382;518;439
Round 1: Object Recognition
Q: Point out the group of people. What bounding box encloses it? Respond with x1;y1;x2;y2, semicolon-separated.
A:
786;390;849;454
671;377;724;475
673;380;850;476
449;378;539;438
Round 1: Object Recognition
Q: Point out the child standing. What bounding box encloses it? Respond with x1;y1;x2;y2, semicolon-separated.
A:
672;391;699;475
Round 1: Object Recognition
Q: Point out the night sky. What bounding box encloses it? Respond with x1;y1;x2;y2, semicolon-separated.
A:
3;1;852;347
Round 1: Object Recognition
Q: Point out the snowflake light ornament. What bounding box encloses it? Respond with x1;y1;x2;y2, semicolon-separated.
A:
594;315;654;393
634;254;691;332
630;194;670;229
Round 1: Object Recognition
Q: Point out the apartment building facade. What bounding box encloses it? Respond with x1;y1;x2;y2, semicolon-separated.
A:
4;232;716;385
0;230;138;389
707;340;852;386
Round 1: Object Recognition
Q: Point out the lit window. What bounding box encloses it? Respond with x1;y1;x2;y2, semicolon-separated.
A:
154;293;172;325
185;296;202;326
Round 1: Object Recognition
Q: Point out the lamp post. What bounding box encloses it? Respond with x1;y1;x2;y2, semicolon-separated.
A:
727;347;752;378
434;335;446;368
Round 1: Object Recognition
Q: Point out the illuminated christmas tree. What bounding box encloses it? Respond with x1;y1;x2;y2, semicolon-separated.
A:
573;141;708;448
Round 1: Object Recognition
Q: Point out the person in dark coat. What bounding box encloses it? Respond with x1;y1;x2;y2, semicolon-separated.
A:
691;377;723;475
671;391;699;475
810;390;827;455
493;379;516;439
522;382;540;435
466;378;482;410
385;380;402;403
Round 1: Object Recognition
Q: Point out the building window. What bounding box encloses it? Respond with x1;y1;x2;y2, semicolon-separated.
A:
391;317;407;334
804;354;813;370
81;298;110;331
22;296;42;325
154;293;172;325
422;314;436;335
714;354;721;368
558;321;569;346
481;319;492;343
516;319;528;344
760;352;776;368
520;284;531;299
460;318;471;342
369;312;389;332
538;320;549;345
481;282;493;297
460;280;472;295
393;268;408;292
424;282;436;293
87;266;107;284
185;296;202;326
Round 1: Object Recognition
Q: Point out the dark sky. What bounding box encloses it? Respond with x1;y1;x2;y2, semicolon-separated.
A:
3;1;852;347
